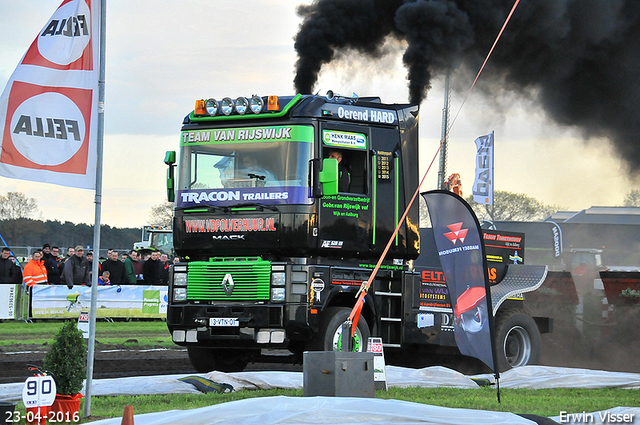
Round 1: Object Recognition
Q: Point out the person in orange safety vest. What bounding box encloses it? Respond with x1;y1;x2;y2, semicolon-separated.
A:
23;250;48;287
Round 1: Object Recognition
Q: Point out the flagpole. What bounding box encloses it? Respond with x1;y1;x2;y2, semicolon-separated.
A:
84;0;106;417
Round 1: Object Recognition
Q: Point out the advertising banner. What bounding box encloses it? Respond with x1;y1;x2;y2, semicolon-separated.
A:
0;0;100;189
483;229;525;284
472;133;494;205
483;229;525;264
31;285;168;319
0;284;17;319
423;190;497;372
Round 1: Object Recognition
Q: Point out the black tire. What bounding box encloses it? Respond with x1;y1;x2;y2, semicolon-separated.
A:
187;347;217;373
318;307;370;352
494;309;541;371
187;347;250;373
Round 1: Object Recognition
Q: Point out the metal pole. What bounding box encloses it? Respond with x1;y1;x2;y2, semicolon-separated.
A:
437;74;450;190
84;0;106;417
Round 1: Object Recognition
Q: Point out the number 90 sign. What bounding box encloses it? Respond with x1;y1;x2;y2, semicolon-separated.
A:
22;375;57;408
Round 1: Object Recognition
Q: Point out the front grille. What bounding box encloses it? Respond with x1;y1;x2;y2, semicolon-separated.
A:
187;258;271;301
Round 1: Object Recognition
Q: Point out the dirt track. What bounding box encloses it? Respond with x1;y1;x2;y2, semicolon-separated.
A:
2;333;638;385
0;344;196;384
0;344;305;384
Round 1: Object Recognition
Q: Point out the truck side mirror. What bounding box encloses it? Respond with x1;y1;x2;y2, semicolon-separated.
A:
318;158;338;197
165;151;176;202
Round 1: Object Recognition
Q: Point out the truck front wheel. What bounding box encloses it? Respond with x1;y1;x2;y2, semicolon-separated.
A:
187;347;251;373
494;309;541;371
319;307;370;352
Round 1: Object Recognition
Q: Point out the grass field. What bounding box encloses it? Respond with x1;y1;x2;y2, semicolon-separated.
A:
0;319;173;347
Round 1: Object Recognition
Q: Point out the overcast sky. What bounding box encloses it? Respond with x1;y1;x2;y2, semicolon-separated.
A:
0;0;636;229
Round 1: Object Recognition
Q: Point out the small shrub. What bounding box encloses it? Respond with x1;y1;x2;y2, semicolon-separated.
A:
43;321;87;395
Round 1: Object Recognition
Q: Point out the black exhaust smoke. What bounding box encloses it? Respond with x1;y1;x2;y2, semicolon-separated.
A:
294;0;640;173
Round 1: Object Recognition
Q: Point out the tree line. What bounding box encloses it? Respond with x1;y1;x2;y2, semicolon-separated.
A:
0;191;141;253
0;218;140;252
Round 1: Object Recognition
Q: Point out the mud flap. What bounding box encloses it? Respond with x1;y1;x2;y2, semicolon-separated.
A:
490;265;548;312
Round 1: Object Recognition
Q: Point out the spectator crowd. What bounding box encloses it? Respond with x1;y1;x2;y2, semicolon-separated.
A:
0;244;178;288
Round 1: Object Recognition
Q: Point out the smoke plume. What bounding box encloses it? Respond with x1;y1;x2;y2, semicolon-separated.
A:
294;0;640;173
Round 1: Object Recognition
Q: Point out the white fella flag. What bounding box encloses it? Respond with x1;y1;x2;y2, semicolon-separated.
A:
0;0;100;189
472;133;494;205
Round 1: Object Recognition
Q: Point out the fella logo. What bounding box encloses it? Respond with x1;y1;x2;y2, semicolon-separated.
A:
444;222;468;245
21;0;94;71
1;81;92;173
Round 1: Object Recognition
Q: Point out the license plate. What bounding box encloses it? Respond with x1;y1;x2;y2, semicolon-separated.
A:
210;318;239;327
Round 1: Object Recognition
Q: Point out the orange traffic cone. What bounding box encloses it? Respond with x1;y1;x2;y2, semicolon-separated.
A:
121;405;134;425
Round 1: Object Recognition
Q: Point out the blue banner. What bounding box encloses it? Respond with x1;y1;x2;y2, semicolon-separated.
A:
422;190;497;372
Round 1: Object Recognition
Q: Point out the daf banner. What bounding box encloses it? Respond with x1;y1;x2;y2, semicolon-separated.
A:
423;190;497;372
472;133;494;205
0;0;100;189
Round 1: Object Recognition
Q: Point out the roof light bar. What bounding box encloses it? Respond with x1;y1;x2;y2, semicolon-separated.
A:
194;94;284;117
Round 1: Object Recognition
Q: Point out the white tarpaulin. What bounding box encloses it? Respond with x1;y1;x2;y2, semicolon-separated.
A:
80;396;540;425
1;366;639;424
3;365;640;401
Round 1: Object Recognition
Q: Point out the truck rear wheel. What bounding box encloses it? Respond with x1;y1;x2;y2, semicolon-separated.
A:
495;309;541;371
187;347;250;373
319;307;370;352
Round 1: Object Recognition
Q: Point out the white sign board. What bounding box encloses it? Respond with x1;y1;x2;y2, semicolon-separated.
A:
367;337;387;390
22;375;56;408
77;310;90;339
0;284;16;319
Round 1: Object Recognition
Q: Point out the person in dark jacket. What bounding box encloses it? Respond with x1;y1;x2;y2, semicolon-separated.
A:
0;247;18;284
100;250;126;284
160;254;170;284
43;245;61;284
142;250;163;284
7;255;22;284
124;250;138;284
62;246;91;289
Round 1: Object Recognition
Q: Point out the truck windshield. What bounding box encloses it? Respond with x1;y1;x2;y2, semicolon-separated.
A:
149;231;173;255
177;136;313;208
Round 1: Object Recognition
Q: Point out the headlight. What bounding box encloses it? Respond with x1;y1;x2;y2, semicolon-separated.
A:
173;287;187;301
250;96;264;114
205;98;218;116
271;287;285;302
271;272;286;286
234;97;249;115
174;273;187;287
221;97;234;115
